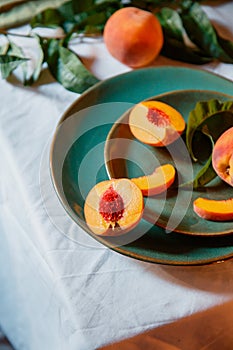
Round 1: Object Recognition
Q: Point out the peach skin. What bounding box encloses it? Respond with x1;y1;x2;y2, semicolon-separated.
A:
212;127;233;186
193;197;233;221
103;7;163;68
131;164;176;196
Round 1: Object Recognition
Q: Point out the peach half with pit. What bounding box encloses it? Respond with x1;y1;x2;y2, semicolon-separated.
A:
212;127;233;187
84;178;143;236
193;197;233;221
131;164;176;196
129;101;186;147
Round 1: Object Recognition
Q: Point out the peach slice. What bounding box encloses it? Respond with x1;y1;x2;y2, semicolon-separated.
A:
129;101;186;147
84;178;143;236
131;164;176;196
212;127;233;186
193;197;233;221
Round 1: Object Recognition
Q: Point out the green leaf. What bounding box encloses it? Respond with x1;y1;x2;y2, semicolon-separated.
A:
186;99;233;188
160;37;212;64
193;154;216;189
157;7;212;64
45;39;99;93
0;54;28;79
192;131;216;189
57;1;74;20
76;11;107;27
25;34;44;85
72;0;94;14
186;99;233;161
180;1;233;63
6;37;43;85
157;7;184;41
30;8;65;28
7;40;28;81
71;1;121;34
217;34;233;59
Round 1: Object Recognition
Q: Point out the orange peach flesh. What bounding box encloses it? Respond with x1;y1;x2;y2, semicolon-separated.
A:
84;179;143;236
129;101;186;147
193;197;233;221
212;127;233;186
131;164;176;196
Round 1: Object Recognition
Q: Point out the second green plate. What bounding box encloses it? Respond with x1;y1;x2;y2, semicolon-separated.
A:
105;90;233;237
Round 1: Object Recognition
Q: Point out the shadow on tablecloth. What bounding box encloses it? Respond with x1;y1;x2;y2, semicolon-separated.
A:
99;300;233;350
0;332;14;350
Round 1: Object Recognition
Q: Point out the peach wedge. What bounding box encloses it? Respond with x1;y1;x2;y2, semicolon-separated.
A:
193;197;233;221
84;178;143;236
129;101;186;147
131;164;176;196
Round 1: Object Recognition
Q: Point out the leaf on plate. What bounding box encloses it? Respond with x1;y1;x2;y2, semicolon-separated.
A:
44;38;99;93
186;99;233;188
0;54;28;79
186;99;233;161
193;155;216;189
180;0;233;63
192;130;216;189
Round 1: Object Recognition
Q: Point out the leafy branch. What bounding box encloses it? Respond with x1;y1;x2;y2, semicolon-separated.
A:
0;0;233;93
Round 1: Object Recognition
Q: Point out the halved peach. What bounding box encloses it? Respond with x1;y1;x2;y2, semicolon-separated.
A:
84;178;143;236
212;127;233;187
129;101;186;147
193;197;233;221
131;164;176;196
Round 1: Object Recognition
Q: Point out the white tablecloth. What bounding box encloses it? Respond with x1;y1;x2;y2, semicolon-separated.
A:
1;2;233;350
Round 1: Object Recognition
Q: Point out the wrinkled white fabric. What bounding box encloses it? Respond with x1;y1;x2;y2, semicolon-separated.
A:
0;3;233;350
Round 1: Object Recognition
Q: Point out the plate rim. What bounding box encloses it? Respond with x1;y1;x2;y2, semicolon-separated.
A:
49;66;233;266
56;66;233;124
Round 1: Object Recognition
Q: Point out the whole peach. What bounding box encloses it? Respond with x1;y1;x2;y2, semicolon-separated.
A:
212;127;233;186
103;7;164;68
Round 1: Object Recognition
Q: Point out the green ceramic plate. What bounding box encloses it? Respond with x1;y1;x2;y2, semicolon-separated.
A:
105;90;233;236
50;66;233;265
